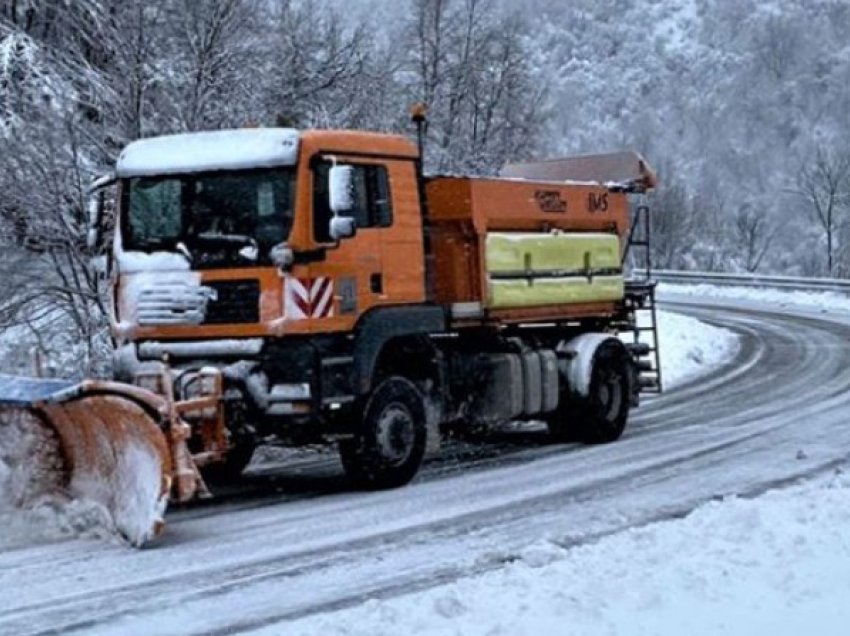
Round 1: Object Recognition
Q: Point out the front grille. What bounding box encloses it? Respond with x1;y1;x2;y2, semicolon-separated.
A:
203;279;260;324
137;280;210;326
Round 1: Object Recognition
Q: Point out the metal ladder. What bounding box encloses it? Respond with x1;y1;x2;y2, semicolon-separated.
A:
623;205;662;393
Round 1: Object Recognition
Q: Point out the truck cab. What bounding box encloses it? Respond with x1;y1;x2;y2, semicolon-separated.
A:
112;128;427;343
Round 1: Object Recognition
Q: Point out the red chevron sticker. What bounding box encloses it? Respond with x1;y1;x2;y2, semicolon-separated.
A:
285;277;334;319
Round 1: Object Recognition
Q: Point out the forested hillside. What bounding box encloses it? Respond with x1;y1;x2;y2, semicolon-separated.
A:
533;0;850;277
0;0;848;373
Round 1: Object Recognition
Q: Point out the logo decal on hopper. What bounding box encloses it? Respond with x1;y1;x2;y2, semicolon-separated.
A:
285;277;334;319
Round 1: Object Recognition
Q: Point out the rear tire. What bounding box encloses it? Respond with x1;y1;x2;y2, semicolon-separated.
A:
339;376;427;490
548;340;631;444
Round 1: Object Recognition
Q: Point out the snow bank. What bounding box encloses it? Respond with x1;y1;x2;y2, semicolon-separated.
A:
655;309;739;389
0;496;116;551
278;471;850;636
659;283;850;315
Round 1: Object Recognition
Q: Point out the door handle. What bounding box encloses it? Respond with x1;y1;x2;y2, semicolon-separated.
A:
370;273;383;294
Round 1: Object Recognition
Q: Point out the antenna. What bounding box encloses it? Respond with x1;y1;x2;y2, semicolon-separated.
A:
410;102;428;173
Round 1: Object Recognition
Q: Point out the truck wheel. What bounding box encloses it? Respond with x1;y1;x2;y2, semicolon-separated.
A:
200;441;255;485
549;340;630;444
339;376;427;490
198;397;257;485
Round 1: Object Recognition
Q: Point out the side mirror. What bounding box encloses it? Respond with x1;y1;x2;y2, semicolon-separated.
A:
270;242;294;270
238;243;259;262
86;175;116;280
90;255;108;278
329;165;355;215
86;192;104;251
86;174;116;253
329;216;356;241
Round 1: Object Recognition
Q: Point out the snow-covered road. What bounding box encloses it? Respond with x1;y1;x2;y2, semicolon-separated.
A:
2;297;850;635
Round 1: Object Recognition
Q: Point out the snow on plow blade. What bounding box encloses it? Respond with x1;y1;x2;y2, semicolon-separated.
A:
0;375;174;547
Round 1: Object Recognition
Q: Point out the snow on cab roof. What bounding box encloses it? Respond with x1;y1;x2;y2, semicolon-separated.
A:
116;128;300;177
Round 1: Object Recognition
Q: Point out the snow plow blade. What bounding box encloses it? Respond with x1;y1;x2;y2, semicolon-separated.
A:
0;375;180;547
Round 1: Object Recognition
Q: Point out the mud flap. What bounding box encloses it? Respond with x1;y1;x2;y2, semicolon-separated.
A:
0;375;174;547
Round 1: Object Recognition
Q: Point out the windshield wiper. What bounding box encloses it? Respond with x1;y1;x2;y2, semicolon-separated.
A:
193;232;259;262
195;232;255;245
175;241;193;265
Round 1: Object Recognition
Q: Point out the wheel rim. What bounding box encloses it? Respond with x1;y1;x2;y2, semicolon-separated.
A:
596;369;624;422
374;401;415;465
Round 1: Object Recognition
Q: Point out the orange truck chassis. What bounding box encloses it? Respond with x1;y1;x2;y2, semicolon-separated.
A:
88;119;659;494
0;115;659;545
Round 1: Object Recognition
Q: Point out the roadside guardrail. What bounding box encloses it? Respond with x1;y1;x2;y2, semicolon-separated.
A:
635;270;850;295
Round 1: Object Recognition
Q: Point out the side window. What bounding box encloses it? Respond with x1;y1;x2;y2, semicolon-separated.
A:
312;161;393;243
368;165;392;227
313;162;333;243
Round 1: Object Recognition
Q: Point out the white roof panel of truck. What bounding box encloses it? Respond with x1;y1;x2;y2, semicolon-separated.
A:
116;128;300;177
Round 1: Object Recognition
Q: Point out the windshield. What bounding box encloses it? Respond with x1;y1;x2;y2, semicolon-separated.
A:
122;167;296;267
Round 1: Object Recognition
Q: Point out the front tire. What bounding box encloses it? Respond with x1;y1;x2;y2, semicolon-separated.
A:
198;395;257;485
200;440;255;485
339;376;427;490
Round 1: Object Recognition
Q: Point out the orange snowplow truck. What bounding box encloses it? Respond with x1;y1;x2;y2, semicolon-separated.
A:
1;119;658;545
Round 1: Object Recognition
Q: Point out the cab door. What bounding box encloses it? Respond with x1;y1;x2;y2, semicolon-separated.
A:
292;157;425;334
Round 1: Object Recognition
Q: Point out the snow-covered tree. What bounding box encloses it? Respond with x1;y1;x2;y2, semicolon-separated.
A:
793;144;850;276
407;0;546;173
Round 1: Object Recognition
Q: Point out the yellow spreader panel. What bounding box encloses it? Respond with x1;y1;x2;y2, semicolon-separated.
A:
488;276;624;308
484;232;624;309
486;232;621;274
